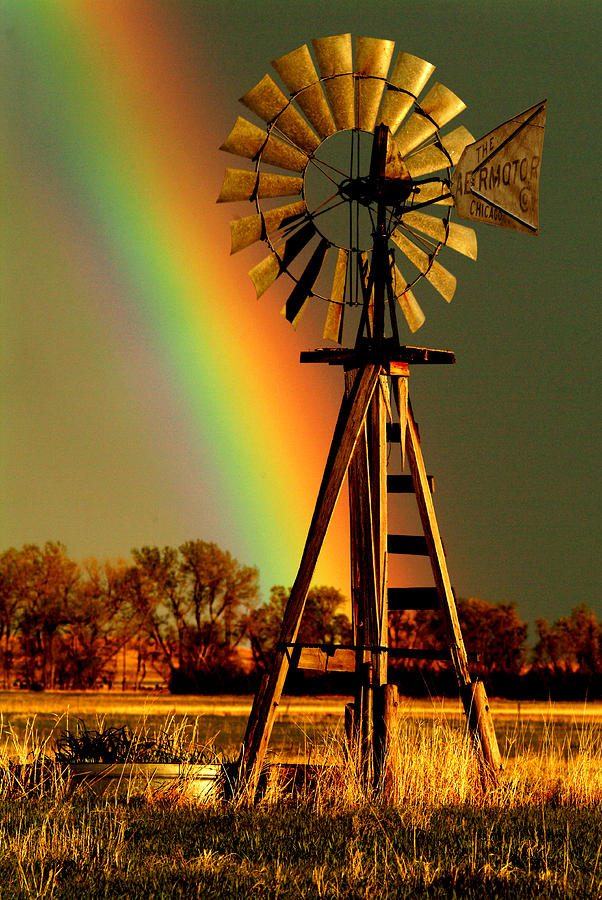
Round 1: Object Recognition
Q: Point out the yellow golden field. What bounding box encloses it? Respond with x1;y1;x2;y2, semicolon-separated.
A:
1;689;601;721
1;692;601;898
2;691;601;793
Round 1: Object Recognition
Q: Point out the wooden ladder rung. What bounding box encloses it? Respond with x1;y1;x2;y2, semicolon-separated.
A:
387;474;435;493
388;587;440;611
387;534;429;555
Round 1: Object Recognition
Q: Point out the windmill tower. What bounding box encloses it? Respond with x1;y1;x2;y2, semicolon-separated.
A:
218;34;546;791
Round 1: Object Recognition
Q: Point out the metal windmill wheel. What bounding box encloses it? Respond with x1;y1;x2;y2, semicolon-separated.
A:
218;34;481;343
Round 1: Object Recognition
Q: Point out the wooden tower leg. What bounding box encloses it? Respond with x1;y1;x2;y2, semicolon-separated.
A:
368;373;389;687
368;374;390;786
239;364;381;793
346;369;389;783
403;394;502;779
346;397;376;774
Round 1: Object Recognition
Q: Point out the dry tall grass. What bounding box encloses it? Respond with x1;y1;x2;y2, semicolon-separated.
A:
0;709;600;898
235;710;602;810
1;706;601;808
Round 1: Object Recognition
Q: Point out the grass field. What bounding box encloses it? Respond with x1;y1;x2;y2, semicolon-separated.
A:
0;692;601;898
2;691;600;761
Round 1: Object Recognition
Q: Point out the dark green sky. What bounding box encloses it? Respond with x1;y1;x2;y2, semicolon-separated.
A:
2;1;600;633
188;0;602;628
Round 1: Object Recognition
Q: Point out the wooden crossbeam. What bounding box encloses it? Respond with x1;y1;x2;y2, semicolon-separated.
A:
285;643;480;668
300;345;456;365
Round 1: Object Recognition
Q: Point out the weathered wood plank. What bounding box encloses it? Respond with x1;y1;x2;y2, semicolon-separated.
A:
295;646;356;672
354;427;380;649
277;643;479;662
346;369;378;660
239;672;270;770
300;345;456;365
360;661;374;782
346;370;361;648
240;364;381;790
464;680;503;774
368;375;389;685
374;682;400;794
391;374;409;467
387;361;410;377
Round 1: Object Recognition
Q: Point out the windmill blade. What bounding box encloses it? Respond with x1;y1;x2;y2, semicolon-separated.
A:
323;248;348;342
391;229;456;301
378;51;435;134
312;34;355;131
249;221;316;297
404;126;475;179
391;263;426;332
217;168;304;203
401;211;477;260
230;201;307;254
283;238;330;326
393;83;466;156
271;44;336;139
240;74;320;154
355;36;395;132
220;116;308;172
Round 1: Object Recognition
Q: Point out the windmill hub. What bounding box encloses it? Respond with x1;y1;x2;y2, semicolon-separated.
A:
338;173;415;209
338;175;372;206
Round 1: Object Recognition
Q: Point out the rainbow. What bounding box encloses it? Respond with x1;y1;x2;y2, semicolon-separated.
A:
6;2;425;598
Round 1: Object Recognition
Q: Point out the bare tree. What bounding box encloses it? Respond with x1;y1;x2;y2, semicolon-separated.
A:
58;558;133;689
178;540;259;678
128;541;260;690
535;605;601;675
248;585;351;670
0;548;27;687
17;543;79;689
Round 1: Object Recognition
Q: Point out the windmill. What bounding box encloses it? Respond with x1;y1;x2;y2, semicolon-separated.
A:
218;34;546;792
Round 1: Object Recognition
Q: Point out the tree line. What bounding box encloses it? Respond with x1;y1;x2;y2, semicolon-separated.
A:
0;541;599;698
